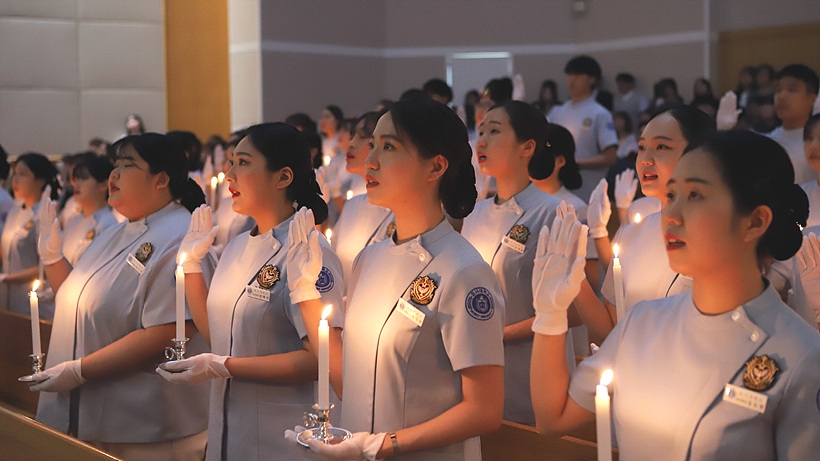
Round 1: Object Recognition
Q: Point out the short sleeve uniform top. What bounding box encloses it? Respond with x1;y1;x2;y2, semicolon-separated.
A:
61;207;118;266
461;183;573;424
205;214;345;461
569;286;820;460
341;220;504;461
331;193;393;281
0;203;39;314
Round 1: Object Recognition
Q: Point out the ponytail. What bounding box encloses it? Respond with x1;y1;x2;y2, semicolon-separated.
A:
294;169;329;225
179;177;206;213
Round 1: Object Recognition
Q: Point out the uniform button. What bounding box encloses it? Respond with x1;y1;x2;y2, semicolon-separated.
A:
419;253;426;261
750;331;760;342
731;312;741;321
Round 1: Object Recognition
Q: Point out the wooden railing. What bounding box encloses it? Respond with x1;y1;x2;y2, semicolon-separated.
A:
481;420;618;461
0;310;51;416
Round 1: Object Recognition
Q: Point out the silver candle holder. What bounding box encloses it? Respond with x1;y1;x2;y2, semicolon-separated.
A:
297;403;352;447
164;338;188;361
18;353;45;383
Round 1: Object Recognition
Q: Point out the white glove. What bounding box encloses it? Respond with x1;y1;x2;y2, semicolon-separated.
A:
178;205;218;273
512;74;526;101
287;208;323;304
300;430;386;461
29;359;85;392
796;232;820;322
37;186;63;265
156;353;231;386
586;179;611;239
614;169;638;210
717;91;742;131
531;210;588;335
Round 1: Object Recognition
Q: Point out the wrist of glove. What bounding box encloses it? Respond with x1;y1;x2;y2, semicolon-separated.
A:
287;208;323;304
38;218;64;265
156;353;231;386
587;179;611;239
532;310;570;336
301;430;387;461
30;358;85;393
178;205;218;274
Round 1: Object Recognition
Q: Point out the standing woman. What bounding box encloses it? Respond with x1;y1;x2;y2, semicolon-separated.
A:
531;130;820;459
157;123;346;461
460;100;568;425
0;152;58;315
34;133;211;461
290;97;505;460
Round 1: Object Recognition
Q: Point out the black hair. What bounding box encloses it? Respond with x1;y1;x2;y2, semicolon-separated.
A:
564;55;602;82
15;152;59;200
354;111;384;139
700;130;808;261
546;123;581;190
399;88;426;100
325;105;344;130
647;104;716;154
757;64;776;83
613;110;633;134
492;100;555;180
484;78;513;104
244;123;328;224
302;131;323;169
73;155;114;184
167;130;204;172
776;64;820;95
387;97;477;219
284;113;317;134
114;133;205;212
423;78;453;104
615;73;635;84
0;142;9;180
339;118;357;137
125;113;145;134
805;114;820;139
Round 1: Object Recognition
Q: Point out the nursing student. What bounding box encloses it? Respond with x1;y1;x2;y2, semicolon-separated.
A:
332;110;395;280
157;122;346;461
531;130;820;460
288;97;505;460
33;133;211;461
459;100;567;425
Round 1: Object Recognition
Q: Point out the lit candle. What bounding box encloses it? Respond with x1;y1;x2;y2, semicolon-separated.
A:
318;305;331;409
217;171;225;184
634;212;642;224
612;244;626;322
209;176;218;206
596;369;613;461
30;280;42;357
176;253;186;341
324;228;332;245
345;189;353;200
322;155;331;167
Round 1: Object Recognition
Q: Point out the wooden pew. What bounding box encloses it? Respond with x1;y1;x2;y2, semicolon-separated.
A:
0;310;52;416
481;420;618;461
0;403;121;461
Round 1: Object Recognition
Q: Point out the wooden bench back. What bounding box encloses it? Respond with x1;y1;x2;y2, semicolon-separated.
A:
0;310;52;415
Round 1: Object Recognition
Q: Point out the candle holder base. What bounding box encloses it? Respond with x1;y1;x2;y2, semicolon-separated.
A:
297;404;351;447
164;338;189;361
18;353;46;383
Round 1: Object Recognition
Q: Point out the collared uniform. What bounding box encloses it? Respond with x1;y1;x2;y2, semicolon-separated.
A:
801;180;820;229
0;188;16;239
331;193;393;281
342;220;505;461
569;286;820;460
462;183;572;424
212;195;255;258
602;211;691;311
1;203;40;315
625;196;661;224
768;126;813;185
206;215;345;461
37;202;211;445
61;207;118;266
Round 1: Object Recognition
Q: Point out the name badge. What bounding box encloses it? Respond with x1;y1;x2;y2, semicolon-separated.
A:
247;286;271;302
396;298;425;327
126;253;145;274
723;383;767;414
501;235;525;254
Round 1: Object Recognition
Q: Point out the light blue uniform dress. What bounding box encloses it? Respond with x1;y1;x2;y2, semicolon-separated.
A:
0;203;40;315
331;193;393;281
342;220;505;461
205;214;345;461
569;285;820;460
61;207;118;266
461;183;572;424
37;202;211;443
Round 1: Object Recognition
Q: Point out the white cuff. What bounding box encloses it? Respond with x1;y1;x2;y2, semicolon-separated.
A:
532;311;568;336
289;286;321;305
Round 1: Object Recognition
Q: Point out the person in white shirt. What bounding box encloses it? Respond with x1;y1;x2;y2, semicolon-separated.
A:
768;64;819;185
612;72;649;129
0;144;17;254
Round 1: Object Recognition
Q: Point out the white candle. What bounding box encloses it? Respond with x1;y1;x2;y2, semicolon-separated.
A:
30;280;42;357
324;228;332;246
596;369;613;461
612;244;626;323
318;305;331;410
176;253;186;341
209;176;218;206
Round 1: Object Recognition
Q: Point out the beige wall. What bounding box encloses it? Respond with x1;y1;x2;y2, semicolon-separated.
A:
0;0;165;157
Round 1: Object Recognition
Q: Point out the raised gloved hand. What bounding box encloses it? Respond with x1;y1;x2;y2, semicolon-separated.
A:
178;205;218;273
287;208;323;304
587;179;611;239
285;428;385;461
796;232;820;323
156;353;231;386
614;169;638;210
531;209;588;335
512;74;526;101
29;359;85;392
717;91;742;131
37;186;63;265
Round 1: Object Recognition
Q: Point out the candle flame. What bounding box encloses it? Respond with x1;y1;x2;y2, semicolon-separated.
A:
600;369;613;386
634;213;642;223
612;244;619;259
32;280;40;292
321;305;332;320
323;155;331;166
325;229;332;241
345;190;353;200
217;172;225;183
178;253;187;266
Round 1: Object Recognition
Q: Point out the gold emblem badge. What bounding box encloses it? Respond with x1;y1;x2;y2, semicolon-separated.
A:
23;220;33;231
743;355;779;391
410;275;437;305
508;224;530;244
256;264;280;289
386;222;396;238
86;229;96;240
135;242;153;263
